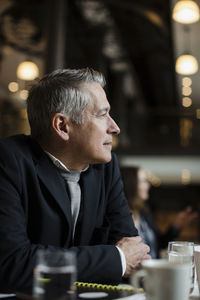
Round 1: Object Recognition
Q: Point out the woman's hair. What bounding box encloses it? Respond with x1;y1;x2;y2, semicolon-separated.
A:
27;67;106;140
120;166;139;210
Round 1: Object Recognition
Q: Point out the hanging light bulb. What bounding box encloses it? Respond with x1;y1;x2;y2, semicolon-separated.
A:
172;0;200;24
17;61;39;80
175;54;199;75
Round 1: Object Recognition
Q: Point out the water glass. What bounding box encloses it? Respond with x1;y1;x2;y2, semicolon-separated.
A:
33;250;77;300
168;241;195;293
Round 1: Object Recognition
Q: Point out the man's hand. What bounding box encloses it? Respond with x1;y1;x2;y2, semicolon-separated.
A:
116;236;151;277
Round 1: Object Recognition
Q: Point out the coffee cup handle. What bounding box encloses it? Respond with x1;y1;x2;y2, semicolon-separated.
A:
131;270;147;289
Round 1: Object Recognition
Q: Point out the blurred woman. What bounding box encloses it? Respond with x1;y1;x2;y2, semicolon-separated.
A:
120;166;197;258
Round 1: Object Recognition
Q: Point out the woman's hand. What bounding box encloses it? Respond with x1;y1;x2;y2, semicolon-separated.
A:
173;206;198;229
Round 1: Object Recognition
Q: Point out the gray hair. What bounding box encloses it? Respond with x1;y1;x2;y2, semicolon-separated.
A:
27;68;106;139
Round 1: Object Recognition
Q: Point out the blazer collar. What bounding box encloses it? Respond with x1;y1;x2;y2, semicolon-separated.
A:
78;165;103;239
29;137;72;227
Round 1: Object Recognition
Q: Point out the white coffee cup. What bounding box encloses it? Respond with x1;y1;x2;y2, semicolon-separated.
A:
131;259;191;300
194;245;200;293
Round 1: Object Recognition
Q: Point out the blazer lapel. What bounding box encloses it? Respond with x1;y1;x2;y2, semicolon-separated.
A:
78;165;102;242
33;150;72;228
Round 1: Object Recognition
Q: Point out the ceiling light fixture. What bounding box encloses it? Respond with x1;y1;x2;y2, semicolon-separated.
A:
182;97;192;107
16;61;39;80
172;0;200;24
8;81;19;92
175;54;198;75
182;77;192;86
19;89;29;100
182;85;192;96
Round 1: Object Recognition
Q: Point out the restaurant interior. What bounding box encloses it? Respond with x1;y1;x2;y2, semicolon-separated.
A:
0;0;200;246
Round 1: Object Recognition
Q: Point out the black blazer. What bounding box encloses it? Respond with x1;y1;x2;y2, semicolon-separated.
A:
0;135;137;293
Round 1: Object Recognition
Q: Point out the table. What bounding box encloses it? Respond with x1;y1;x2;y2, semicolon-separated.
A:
0;285;141;300
0;282;199;300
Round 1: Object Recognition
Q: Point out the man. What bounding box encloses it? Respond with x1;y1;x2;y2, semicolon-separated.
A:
0;68;150;293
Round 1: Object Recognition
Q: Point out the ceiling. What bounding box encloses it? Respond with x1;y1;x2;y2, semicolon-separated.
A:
66;0;178;108
0;0;199;108
0;0;177;106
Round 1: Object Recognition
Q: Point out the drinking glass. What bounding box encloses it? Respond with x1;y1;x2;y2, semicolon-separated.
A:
33;250;77;300
168;241;195;293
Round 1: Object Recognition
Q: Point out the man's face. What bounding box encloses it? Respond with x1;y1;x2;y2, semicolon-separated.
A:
68;82;120;167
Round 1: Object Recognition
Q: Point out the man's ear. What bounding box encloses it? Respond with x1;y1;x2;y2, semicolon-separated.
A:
51;113;70;141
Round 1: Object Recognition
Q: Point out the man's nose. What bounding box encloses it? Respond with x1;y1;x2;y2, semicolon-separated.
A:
108;116;120;135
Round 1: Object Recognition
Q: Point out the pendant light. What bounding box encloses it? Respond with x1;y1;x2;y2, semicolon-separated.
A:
176;54;198;75
172;0;200;24
17;61;39;80
175;25;199;75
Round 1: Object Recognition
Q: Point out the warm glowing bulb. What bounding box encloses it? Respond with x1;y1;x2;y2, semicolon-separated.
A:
19;89;29;100
8;81;19;92
172;0;200;24
182;97;192;107
182;77;192;86
182;86;192;96
17;61;39;80
176;54;199;75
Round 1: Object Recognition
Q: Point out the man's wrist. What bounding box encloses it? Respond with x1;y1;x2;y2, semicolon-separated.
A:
116;246;126;276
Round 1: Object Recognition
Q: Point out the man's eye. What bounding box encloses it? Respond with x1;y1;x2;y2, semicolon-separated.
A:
98;112;107;117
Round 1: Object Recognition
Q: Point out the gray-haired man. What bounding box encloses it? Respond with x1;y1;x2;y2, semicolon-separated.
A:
0;68;150;293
